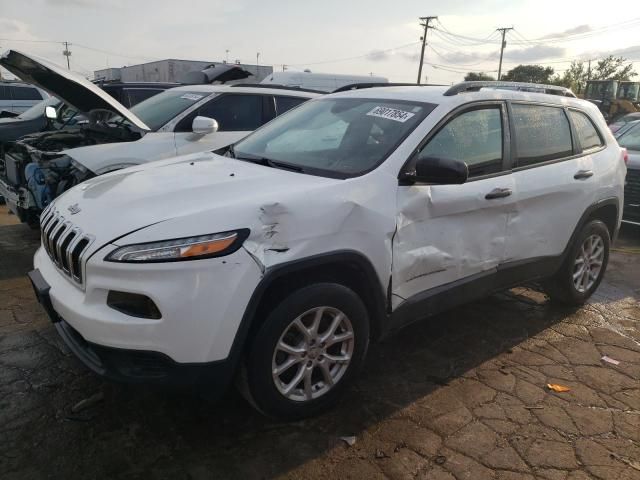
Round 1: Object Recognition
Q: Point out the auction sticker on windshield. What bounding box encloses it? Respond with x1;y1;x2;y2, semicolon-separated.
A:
367;106;415;123
180;93;204;101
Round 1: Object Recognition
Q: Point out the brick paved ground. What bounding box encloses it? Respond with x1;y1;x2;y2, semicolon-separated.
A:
1;204;638;479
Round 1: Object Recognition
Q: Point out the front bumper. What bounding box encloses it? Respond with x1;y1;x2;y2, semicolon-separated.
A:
28;268;238;388
32;241;262;368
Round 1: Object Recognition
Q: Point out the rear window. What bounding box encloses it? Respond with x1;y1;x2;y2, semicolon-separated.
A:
569;110;603;151
512;104;573;167
12;86;43;100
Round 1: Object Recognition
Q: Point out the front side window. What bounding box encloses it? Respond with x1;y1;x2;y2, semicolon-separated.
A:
419;107;503;177
618;122;640;151
233;98;434;177
125;89;211;131
569;110;603;151
176;94;263;132
512;104;573;167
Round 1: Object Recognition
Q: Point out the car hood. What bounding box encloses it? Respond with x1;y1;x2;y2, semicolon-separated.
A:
0;50;149;131
50;152;337;245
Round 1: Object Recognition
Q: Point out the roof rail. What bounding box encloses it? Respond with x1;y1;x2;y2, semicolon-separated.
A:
230;83;325;94
333;82;446;93
444;81;576;98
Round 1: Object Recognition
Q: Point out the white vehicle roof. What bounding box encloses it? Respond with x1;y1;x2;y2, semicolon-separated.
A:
328;85;597;112
167;84;321;98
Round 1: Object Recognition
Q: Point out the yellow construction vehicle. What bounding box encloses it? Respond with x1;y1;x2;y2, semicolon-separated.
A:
583;79;640;121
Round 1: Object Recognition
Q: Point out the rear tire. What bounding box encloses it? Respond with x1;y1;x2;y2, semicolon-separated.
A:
242;283;369;420
545;219;610;306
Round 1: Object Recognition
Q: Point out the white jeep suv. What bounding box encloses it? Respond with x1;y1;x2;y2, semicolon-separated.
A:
29;82;626;419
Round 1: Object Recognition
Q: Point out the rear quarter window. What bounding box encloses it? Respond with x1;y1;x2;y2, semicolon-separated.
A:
512;104;573;167
569;110;603;151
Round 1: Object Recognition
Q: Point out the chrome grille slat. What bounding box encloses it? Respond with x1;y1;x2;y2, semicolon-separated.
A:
39;208;93;287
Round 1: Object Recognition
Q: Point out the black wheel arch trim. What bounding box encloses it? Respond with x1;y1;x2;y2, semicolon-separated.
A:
225;250;388;377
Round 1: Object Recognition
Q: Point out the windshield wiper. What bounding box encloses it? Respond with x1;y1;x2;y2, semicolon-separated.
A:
234;152;304;172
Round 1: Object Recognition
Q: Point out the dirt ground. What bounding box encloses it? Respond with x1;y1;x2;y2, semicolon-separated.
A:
0;203;639;480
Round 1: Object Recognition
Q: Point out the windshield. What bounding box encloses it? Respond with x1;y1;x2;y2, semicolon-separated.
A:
233;97;434;177
617;83;640;101
618;122;640;150
16;97;60;120
124;89;211;131
585;81;617;100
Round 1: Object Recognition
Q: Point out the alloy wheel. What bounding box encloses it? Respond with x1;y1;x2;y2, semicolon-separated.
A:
271;306;354;402
572;234;605;293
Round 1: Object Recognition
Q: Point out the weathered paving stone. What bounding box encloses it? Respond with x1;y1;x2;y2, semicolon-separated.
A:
377;448;430;479
444;421;498;460
375;418;442;457
532;405;579;434
564;405;613;436
439;448;496;480
520;439;578;469
482;445;529;472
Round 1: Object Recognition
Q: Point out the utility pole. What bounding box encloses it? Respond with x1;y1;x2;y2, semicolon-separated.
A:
587;59;592;81
225;49;230;63
62;41;72;70
496;27;513;81
417;16;437;84
256;52;260;67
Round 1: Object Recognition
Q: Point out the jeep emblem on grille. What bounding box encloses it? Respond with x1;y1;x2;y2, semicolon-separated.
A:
67;203;81;215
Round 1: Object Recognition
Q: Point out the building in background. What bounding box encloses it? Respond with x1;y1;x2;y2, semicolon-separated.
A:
94;59;273;84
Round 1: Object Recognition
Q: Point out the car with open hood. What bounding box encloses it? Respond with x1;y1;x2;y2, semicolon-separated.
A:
0;50;319;226
29;82;625;419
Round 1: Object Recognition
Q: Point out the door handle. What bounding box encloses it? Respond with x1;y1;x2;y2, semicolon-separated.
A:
485;187;513;200
574;170;594;180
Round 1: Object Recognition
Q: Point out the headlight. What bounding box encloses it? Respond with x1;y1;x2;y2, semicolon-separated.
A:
105;229;249;263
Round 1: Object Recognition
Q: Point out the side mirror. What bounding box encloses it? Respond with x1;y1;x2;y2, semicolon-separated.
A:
409;155;469;185
45;106;57;120
192;116;218;136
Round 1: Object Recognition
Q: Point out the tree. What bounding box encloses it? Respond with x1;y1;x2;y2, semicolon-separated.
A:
464;72;495;81
591;55;637;81
502;65;555;84
551;61;588;93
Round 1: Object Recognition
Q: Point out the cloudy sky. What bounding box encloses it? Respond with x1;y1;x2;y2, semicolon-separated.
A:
1;0;639;83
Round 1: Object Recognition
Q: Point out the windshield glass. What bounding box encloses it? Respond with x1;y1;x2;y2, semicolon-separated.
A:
617;83;640;101
124;89;211;131
16;97;60;120
585;81;617;100
233;97;434;177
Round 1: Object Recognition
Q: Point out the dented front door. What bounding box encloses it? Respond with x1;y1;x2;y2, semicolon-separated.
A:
391;103;515;307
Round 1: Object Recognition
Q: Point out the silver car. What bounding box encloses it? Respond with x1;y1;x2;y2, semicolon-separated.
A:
616;120;640;225
0;81;49;115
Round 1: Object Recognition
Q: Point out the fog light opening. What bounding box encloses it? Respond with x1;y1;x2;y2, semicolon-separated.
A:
107;291;162;319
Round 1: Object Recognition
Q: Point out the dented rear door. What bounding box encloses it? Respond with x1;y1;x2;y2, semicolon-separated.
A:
391;102;515;306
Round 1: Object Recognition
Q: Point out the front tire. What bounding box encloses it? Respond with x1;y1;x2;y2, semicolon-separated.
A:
545;219;610;306
242;283;370;420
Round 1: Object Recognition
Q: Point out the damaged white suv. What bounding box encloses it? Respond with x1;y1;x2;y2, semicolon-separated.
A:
29;82;626;419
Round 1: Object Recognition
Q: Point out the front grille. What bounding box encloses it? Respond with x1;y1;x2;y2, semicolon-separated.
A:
624;169;640;222
40;206;93;285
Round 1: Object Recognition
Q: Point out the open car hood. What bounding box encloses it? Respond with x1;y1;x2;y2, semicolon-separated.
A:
0;50;150;131
179;64;253;84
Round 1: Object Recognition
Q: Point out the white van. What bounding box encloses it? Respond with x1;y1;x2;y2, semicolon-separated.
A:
260;71;388;92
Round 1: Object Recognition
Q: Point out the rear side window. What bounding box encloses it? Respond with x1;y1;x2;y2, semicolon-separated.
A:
0;85;8;100
569;110;603;151
420;106;503;177
275;96;307;115
512;104;573;167
12;86;43;100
